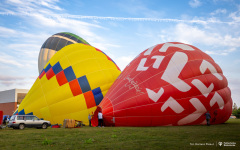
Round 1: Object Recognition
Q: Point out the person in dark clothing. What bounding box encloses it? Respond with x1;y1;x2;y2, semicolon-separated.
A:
205;111;211;126
3;116;7;125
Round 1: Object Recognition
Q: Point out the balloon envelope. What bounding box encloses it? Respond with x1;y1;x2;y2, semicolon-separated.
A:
0;111;3;125
16;43;120;125
99;42;232;126
38;32;90;73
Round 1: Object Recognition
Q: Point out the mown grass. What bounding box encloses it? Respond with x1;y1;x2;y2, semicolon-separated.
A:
0;119;239;150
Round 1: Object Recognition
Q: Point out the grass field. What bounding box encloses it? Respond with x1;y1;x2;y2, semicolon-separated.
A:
0;119;239;150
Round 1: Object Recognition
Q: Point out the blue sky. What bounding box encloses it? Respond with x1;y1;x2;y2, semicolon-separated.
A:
0;0;240;106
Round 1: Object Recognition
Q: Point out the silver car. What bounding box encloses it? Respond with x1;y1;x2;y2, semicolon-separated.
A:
8;115;51;129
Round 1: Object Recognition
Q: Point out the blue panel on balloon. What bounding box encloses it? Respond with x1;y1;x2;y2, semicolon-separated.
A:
13;110;18;115
18;109;25;115
64;66;76;82
45;64;52;72
92;87;103;105
52;62;62;75
78;75;91;93
26;112;33;115
39;69;44;76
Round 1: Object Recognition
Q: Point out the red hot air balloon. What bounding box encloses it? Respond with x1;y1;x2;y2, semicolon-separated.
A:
99;42;232;126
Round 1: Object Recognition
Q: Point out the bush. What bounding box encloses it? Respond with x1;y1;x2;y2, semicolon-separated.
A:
232;108;240;118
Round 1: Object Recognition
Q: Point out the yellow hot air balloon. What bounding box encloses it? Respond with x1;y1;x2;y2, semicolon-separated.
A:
15;43;121;125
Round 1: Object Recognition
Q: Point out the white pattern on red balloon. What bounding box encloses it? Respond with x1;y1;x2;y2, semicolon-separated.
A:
136;58;148;71
161;97;184;113
161;52;191;92
159;43;195;52
178;98;207;125
191;79;214;97
210;92;224;109
144;45;158;55
200;60;223;80
151;56;165;69
146;88;164;102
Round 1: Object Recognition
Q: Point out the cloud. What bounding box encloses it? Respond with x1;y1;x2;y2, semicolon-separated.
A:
0;0;111;69
229;7;240;22
205;51;227;56
1;0;103;40
0;26;16;37
0;81;17;86
189;0;202;8
0;26;48;71
1;0;236;25
0;0;239;28
0;75;25;81
204;47;236;55
37;0;62;10
0;79;35;88
228;77;240;107
0;74;37;89
8;44;39;53
0;75;25;86
115;56;136;70
210;9;227;16
2;5;121;51
92;43;121;51
7;0;62;11
0;25;50;43
1;12;234;25
117;0;164;18
0;52;24;67
171;23;240;50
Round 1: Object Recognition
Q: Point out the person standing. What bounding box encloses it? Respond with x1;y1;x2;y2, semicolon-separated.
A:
205;111;211;126
98;111;104;127
7;116;11;123
3;116;7;125
88;114;92;127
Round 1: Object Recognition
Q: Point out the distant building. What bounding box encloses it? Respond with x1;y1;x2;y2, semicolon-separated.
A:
0;89;29;115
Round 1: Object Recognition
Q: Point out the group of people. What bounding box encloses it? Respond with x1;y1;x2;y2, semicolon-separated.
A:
88;111;212;127
88;110;104;127
2;116;11;125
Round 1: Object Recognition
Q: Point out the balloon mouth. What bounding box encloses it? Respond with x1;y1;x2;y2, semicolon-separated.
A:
91;106;116;127
91;106;102;127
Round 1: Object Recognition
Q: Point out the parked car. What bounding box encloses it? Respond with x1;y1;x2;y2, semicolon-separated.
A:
8;115;51;129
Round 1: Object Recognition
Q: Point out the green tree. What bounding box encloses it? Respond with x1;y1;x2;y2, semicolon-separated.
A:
232;108;240;118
